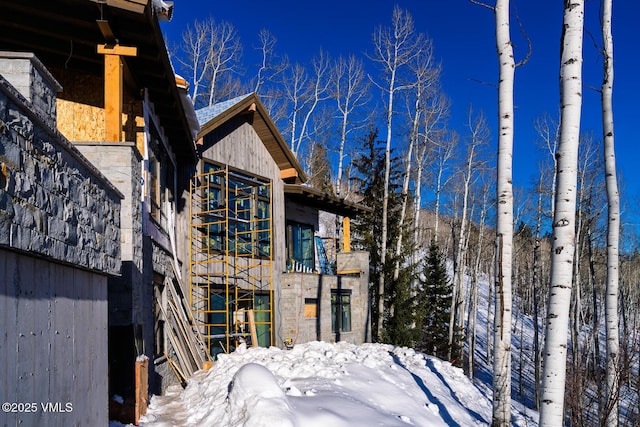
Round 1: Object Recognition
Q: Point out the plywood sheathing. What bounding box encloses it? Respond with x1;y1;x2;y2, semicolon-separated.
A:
54;66;145;146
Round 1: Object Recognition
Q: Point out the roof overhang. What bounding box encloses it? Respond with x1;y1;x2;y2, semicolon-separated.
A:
0;0;197;166
197;93;307;184
284;184;372;218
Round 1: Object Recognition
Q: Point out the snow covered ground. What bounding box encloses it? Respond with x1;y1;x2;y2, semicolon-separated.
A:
136;341;537;426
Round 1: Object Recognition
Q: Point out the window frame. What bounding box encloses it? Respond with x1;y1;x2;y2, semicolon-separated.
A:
331;289;352;333
286;221;315;271
201;160;272;258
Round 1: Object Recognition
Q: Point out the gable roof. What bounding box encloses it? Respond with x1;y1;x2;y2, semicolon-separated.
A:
0;0;197;166
196;93;307;184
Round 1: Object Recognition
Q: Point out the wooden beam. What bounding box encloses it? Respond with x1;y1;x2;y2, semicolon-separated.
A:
343;216;351;253
97;44;138;57
104;0;147;14
280;167;298;180
98;44;137;142
337;269;362;275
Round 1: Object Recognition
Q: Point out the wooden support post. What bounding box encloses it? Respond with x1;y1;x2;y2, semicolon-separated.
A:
248;309;259;347
134;357;148;425
343;216;351;253
97;44;137;142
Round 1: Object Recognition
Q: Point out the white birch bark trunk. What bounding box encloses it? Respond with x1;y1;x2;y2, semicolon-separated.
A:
434;162;444;244
432;133;455;245
467;185;488;378
449;131;477;361
295;52;329;156
533;181;544;410
413;146;426;254
334;56;367;197
393;95;419;281
378;69;394;340
493;0;515;423
336;109;348;195
539;1;584;425
602;0;620;424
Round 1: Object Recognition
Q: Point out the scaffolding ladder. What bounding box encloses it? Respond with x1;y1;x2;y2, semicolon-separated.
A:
190;165;273;357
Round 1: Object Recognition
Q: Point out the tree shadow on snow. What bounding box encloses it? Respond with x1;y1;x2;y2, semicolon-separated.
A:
390;353;488;426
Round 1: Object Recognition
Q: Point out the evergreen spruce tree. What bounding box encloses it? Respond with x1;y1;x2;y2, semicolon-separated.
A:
351;126;418;345
418;240;454;361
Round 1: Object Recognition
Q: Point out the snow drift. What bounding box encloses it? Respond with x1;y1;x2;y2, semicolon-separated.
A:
139;341;522;426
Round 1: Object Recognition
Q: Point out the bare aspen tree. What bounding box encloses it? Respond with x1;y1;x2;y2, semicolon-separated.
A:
393;41;440;281
369;6;424;339
449;108;487;361
492;0;516;423
332;55;369;196
282;63;309;153
535;113;560;220
467;178;491;379
413;94;449;252
532;174;545;410
432;131;456;244
177;19;213;106
601;0;620;423
539;1;585;425
570;135;598;373
253;29;274;94
253;29;285;94
294;50;331;157
204;19;242;107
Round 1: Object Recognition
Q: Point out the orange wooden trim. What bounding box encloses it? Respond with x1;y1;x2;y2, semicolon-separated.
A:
337;269;362;275
343;216;351;253
98;44;137;142
97;44;138;57
104;54;122;142
280;168;298;180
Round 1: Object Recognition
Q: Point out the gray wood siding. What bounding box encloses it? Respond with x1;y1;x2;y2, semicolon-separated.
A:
201;120;287;275
0;248;108;427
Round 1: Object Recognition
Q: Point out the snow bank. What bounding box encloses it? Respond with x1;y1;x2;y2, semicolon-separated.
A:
140;341;502;427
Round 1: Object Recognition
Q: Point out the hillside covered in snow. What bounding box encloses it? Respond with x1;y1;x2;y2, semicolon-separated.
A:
136;341;537;426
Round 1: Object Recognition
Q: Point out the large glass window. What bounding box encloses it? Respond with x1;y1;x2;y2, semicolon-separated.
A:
331;289;352;333
202;161;271;257
286;221;315;271
149;150;160;221
148;124;173;226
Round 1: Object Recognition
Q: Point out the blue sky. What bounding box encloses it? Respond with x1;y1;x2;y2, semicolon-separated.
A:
162;0;640;229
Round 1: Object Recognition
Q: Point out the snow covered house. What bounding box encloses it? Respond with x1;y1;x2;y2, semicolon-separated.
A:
193;93;372;358
0;0;204;424
0;1;370;425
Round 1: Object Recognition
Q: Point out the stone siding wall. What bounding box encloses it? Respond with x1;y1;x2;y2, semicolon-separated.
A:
278;251;370;347
0;74;121;274
0;52;61;130
0;55;119;427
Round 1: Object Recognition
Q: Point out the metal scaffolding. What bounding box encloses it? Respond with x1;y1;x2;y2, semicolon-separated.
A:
190;165;273;357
